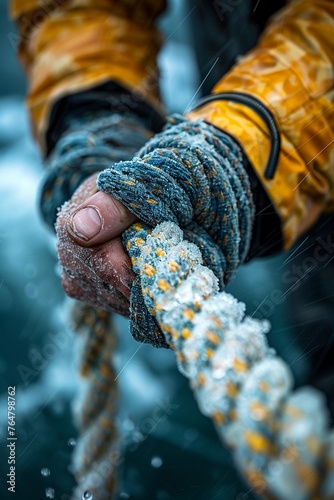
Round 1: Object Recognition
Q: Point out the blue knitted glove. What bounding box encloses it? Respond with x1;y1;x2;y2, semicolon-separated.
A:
97;115;256;347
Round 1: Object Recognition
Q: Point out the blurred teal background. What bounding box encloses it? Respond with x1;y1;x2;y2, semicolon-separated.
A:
0;1;333;499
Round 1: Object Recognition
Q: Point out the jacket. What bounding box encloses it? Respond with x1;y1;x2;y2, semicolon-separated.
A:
11;0;334;250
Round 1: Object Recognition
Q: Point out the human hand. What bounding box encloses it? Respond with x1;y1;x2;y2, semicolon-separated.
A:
57;173;138;316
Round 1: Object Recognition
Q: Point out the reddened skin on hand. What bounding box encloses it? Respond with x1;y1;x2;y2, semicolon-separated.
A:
57;173;138;315
66;190;138;247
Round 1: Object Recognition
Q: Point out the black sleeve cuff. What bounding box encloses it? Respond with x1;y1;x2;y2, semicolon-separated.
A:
44;80;166;157
244;160;283;260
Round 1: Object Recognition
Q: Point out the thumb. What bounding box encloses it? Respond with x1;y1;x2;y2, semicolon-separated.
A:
66;191;138;247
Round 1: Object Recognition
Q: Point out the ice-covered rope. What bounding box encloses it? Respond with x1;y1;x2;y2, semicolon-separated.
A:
121;221;334;499
94;115;334;498
54;113;334;498
98;115;255;348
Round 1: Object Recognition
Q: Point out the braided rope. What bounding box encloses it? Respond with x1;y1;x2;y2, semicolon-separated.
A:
55;114;334;498
98;115;255;348
69;304;120;500
49;109;154;499
122;221;334;499
96;116;333;498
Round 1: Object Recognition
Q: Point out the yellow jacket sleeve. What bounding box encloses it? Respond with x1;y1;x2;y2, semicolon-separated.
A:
188;0;334;250
11;0;166;150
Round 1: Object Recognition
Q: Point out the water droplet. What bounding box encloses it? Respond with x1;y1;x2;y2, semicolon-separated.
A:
82;491;93;500
151;456;163;468
119;493;130;499
41;468;50;477
45;487;55;499
67;437;76;447
64;267;76;279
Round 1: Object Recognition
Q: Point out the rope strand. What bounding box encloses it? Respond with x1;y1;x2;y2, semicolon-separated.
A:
123;221;332;499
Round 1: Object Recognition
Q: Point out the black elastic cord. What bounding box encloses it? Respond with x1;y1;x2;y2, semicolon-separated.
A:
188;91;281;179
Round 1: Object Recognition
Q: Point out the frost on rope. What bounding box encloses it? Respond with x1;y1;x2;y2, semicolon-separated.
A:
125;221;333;499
